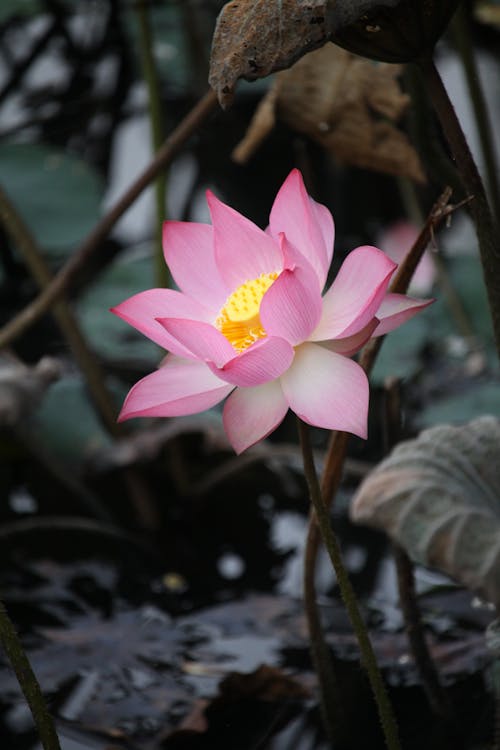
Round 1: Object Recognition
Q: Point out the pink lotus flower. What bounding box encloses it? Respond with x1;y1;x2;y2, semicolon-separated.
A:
377;220;436;296
112;170;431;453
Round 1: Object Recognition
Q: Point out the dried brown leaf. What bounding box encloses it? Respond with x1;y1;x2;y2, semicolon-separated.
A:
209;1;460;106
233;44;425;182
232;86;278;164
209;0;333;108
0;354;60;426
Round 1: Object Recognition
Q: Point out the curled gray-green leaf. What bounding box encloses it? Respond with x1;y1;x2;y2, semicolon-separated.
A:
351;416;500;607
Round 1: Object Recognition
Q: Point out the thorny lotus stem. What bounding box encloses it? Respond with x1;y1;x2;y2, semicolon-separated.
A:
0;599;61;750
452;4;500;225
0;89;218;351
136;0;170;288
417;56;500;362
298;419;402;750
303;187;464;746
303;508;343;745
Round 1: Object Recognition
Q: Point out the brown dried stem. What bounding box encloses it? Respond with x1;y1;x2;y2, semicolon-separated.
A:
0;89;218;351
135;0;170;288
384;377;453;723
0;599;61;750
418;57;500;361
0;184;119;436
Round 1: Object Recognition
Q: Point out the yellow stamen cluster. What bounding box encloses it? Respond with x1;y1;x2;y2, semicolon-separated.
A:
216;272;278;352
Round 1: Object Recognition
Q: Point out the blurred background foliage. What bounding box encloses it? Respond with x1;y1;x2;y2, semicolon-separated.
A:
1;1;500;749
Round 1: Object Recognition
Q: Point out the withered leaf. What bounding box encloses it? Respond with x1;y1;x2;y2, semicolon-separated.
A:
0;354;60;427
209;0;334;108
233;44;425;183
209;0;460;106
351;416;500;607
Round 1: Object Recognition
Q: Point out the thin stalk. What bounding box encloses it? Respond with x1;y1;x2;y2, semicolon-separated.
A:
403;65;463;197
135;0;170;288
303;431;349;748
397;177;480;349
303;513;343;746
487;620;500;750
0;599;61;750
179;0;209;94
452;3;500;224
0;191;161;531
302;187;463;748
417;56;500;362
384;378;453;723
0;89;218;350
0;185;119;436
393;544;454;721
297;419;401;750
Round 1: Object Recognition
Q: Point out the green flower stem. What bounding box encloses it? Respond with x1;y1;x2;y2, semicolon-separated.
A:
303;430;349;747
302;187;462;747
303;511;344;746
297;419;401;750
135;0;170;288
0;184;119;437
0;599;61;750
452;3;500;225
417;56;500;362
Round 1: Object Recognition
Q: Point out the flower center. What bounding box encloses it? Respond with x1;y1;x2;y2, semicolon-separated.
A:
216;272;278;352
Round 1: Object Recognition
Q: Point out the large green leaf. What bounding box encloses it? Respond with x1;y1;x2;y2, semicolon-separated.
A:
371;315;428;384
77;251;159;364
0;143;103;255
419;381;500;427
0;0;39;22
371;254;496;384
427;255;496;363
30;376;112;469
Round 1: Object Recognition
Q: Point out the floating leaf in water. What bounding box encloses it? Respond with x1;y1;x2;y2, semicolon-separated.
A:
77;252;158;365
370;315;429;384
0;143;103;256
0;0;39;22
351;416;500;608
29;376;112;469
